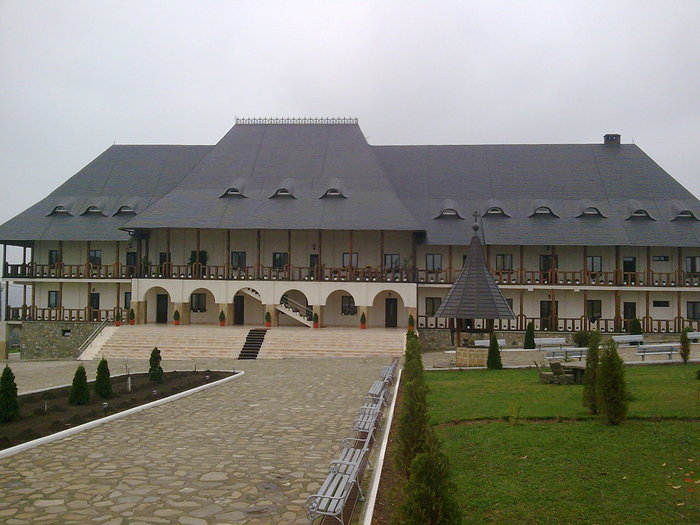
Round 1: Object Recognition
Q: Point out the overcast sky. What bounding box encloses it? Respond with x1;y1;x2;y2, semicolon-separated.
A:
1;0;699;226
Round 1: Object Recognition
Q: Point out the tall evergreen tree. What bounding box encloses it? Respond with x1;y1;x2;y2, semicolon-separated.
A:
393;444;462;525
629;318;643;335
523;321;536;349
680;327;691;364
595;339;628;425
582;330;602;414
69;365;90;405
486;331;502;370
149;347;164;383
0;365;20;422
94;358;112;399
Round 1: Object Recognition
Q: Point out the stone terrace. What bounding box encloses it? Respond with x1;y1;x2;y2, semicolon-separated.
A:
0;356;389;524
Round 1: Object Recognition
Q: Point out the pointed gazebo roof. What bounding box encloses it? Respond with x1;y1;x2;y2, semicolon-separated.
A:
434;222;515;320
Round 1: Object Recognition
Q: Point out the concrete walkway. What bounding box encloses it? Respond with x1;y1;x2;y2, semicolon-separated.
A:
0;357;389;524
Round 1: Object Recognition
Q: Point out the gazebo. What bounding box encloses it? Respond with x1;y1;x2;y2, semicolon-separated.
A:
434;220;515;346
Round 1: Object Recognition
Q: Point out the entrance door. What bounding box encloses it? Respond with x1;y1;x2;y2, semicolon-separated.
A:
385;298;398;328
156;294;169;324
623;257;637;283
233;295;245;325
309;254;319;279
539;300;558;331
90;293;100;321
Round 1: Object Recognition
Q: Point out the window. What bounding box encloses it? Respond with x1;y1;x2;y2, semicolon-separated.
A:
272;252;288;268
322;188;344;198
88;250;102;265
426;254;442;271
342;252;358;268
438;208;460;218
653;300;670;308
50;206;70;215
652;255;669;262
231;251;247;268
341;296;357;316
534;206;554;215
48;291;58;309
190;293;207;313
506;298;514;310
586;300;602;321
189;250;207;265
224;188;242;196
114;205;135;214
582;207;603;216
688;302;700;321
540;255;556;272
675;210;697;220
384;254;400;270
83;206;102;214
686;256;700;273
485;207;505;216
495;254;513;271
271;188;293;198
587;256;602;272
631;209;650;218
48;250;59;266
425;297;442;316
126;252;138;266
124;292;131;310
159;252;171;265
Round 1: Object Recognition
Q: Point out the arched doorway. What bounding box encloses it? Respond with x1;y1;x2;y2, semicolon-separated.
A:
278;289;311;326
324;289;359;327
232;288;263;326
371;290;407;328
189;288;217;325
144;286;172;324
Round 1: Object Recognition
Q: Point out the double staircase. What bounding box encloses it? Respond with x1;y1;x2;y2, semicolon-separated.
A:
240;287;313;327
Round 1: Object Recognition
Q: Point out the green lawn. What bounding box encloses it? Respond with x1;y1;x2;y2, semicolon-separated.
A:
424;364;700;524
427;365;700;422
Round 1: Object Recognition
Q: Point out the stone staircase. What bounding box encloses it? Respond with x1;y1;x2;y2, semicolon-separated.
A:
257;328;405;359
88;325;251;360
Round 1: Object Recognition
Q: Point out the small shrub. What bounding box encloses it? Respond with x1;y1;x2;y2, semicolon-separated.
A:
680;327;690;364
595;339;628;425
408;313;415;328
523;322;536;349
69;365;90;405
629;318;643;335
149;348;164;383
173;310;180;322
264;311;272;324
486;332;502;370
573;330;590;348
312;312;319;324
360;312;367;326
94;358;112;399
582;330;602;414
128;308;135;322
393;445;462;525
115;311;122;323
0;365;20;423
695;369;700;380
219;310;226;323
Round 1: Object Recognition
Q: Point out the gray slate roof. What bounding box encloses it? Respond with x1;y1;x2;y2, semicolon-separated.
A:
434;226;515;320
2;121;700;247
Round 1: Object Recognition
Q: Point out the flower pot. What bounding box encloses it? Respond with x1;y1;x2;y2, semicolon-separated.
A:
129;320;135;325
360;323;367;329
265;321;271;328
313;322;319;329
174;320;180;326
219;321;225;327
115;321;121;327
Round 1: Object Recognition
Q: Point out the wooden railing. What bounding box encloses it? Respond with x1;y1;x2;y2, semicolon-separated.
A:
7;306;122;322
5;261;700;288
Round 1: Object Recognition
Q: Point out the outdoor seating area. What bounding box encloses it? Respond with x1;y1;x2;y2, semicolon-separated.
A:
306;359;398;525
534;361;575;385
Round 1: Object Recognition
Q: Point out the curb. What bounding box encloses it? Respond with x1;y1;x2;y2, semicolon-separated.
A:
361;367;402;525
0;370;245;460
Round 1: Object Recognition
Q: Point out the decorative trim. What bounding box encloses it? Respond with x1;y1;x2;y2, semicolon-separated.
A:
235;117;358;125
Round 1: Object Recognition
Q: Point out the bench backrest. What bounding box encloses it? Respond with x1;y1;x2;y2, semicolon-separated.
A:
686;331;700;341
534;337;566;346
474;339;506;347
612;334;644;344
549;361;566;376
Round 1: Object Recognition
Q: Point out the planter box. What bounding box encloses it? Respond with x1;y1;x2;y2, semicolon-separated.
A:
456;348;487;367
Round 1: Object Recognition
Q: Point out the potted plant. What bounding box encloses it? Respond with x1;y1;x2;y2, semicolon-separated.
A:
219;310;226;327
174;310;180;326
312;312;319;329
115;312;122;327
264;311;272;327
407;313;415;333
360;312;367;329
128;308;135;325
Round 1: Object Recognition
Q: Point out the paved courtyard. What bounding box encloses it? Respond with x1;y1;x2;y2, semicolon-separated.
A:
0;356;390;524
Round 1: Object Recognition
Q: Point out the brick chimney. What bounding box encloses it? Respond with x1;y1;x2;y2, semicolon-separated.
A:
604;133;621;146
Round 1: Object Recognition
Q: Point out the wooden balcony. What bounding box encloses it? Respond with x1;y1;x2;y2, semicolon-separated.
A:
7;306;122;322
5;261;700;288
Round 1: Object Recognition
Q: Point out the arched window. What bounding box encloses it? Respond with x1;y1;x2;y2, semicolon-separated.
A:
674;210;699;220
485;207;505;216
271;188;294;198
223;188;243;196
631;209;650;218
114;205;135;215
582;207;603;217
81;206;104;216
321;188;345;198
534;206;554;215
49;205;71;216
437;208;462;218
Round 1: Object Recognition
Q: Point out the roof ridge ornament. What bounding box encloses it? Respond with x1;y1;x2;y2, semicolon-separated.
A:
235;117;358;125
472;211;480;231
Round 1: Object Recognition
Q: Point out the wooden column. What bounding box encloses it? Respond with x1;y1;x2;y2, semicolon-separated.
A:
167;228;171;258
411;233;417;280
256;229;261;267
550;289;557;331
379;230;384;268
646;246;651;283
287;229;292;279
58;281;63;313
519;245;524;283
645;290;650;332
677;290;682;332
583;289;588;330
348;231;353;267
614;290;621;332
86;240;91;267
519;289;525;330
58;240;63;264
225;229;231;278
117;282;121;313
115;241;120;265
678;246;683;283
615;245;621;285
195;229;200;263
318;229;323;278
582;246;587;277
448;245;453;281
2;244;7;321
22;247;27;308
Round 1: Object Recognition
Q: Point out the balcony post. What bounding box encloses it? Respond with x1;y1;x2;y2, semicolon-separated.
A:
86;240;91;276
518;289;524;330
582;289;588;331
614;290;621;332
519;245;524;284
645;290;650;332
59;281;64;320
225;229;230;279
582;245;587;282
348;230;354;279
411;232;417;282
676;290;682;333
646;246;651;285
448;244;453;282
2;243;7;321
614;245;621;285
256;229;261;279
287;229;292;280
677;246;683;284
379;230;384;277
551;245;556;283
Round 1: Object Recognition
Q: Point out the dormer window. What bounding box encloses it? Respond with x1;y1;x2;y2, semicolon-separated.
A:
271;188;295;198
674;210;699;220
582;207;603;217
631;209;651;218
114;205;135;215
534;206;555;216
49;206;71;216
222;188;244;197
321;188;345;198
486;207;504;216
81;206;104;216
437;208;462;219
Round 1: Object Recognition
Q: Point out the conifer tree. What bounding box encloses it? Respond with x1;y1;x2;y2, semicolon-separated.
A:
595;339;628;425
94;358;112;399
149;347;164;383
629;318;643;335
69;365;90;405
486;331;502;370
394;444;462;525
582;330;602;414
0;365;20;422
524;321;536;349
680;327;690;364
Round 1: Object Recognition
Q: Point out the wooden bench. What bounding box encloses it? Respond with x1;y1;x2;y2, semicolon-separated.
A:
612;334;644;346
306;463;363;525
686;331;700;343
544;347;587;361
549;361;575;384
474;338;506;347
636;344;678;361
534;337;566;350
